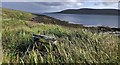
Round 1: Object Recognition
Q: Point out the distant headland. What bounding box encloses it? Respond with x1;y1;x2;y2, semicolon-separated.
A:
51;8;120;15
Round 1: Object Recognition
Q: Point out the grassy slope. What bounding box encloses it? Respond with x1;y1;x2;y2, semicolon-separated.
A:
1;8;119;63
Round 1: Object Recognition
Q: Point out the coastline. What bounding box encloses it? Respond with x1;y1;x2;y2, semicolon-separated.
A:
31;13;120;33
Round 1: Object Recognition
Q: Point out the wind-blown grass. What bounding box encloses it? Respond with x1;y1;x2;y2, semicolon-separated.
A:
1;8;119;64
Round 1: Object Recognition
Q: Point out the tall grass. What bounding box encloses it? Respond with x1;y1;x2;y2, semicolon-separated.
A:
1;8;119;64
2;19;118;63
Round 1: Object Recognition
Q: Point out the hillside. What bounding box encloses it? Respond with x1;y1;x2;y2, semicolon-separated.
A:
1;8;119;64
53;8;120;15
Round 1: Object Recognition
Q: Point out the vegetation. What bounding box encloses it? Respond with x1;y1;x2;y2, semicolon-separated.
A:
1;8;119;64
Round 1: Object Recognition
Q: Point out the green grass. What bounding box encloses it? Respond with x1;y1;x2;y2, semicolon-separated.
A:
1;8;119;64
1;8;35;20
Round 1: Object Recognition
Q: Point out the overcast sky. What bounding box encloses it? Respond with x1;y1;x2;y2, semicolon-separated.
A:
1;2;119;13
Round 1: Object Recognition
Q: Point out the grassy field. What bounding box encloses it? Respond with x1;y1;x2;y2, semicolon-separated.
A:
1;8;119;64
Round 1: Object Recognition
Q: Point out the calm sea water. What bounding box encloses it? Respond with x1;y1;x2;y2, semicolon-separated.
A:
43;14;119;28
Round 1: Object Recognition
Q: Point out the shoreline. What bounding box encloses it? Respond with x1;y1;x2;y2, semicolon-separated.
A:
31;13;120;33
42;13;119;28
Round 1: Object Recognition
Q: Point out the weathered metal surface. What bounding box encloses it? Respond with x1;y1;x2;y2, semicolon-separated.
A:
33;34;57;41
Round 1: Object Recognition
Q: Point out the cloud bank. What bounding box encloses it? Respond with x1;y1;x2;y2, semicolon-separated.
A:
2;2;119;13
1;0;119;2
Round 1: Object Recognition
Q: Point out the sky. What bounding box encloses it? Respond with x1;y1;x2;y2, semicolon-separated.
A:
1;0;119;2
1;1;119;13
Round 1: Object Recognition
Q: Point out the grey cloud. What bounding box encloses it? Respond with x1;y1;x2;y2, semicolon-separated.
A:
2;2;118;13
92;2;118;6
2;0;119;2
35;2;64;6
102;2;118;5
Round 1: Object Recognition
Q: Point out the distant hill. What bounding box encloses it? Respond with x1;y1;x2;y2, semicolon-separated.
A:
53;8;120;15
